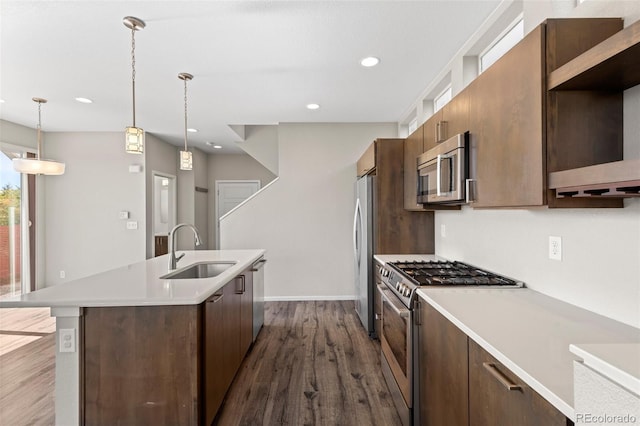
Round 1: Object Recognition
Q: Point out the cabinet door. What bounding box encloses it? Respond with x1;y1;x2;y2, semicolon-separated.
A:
403;125;424;210
441;88;470;140
468;25;545;207
417;301;469;426
223;280;241;381
423;111;441;152
238;273;254;358
468;339;567;426
203;291;225;425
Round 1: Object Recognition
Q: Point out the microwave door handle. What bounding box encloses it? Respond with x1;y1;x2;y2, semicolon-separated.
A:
436;154;442;196
353;199;361;270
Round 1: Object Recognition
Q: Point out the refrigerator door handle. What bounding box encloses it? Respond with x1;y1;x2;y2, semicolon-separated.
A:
353;198;361;271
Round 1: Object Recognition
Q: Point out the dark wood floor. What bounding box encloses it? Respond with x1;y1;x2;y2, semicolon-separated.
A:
216;301;401;426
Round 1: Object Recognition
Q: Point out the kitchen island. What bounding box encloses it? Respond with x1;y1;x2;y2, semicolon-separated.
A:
0;249;266;426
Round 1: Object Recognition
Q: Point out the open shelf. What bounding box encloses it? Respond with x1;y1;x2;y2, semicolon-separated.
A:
548;159;640;198
548;19;640;91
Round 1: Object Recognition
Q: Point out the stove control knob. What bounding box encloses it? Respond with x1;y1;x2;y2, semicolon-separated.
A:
396;283;402;291
404;287;411;297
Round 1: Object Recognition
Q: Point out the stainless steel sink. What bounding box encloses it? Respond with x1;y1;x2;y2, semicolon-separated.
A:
160;261;237;279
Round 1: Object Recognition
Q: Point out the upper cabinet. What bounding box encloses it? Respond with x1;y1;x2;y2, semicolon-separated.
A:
357;142;375;177
405;17;628;209
547;18;640;200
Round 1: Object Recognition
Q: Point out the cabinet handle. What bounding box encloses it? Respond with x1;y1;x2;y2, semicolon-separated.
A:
250;258;267;272
465;179;476;203
208;293;223;303
235;275;246;294
482;362;522;391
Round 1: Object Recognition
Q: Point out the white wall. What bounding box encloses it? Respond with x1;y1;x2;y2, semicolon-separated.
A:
235;125;279;175
207;152;277;249
175;147;207;250
145;133;178;258
220;123;397;300
43;132;146;285
434;1;640;328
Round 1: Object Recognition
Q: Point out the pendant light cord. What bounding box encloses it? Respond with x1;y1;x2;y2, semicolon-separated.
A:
131;26;136;127
184;77;189;151
36;101;42;160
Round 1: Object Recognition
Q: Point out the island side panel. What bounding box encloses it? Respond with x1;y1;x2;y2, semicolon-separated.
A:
83;305;202;426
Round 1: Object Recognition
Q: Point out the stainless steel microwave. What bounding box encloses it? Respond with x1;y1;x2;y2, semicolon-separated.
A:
417;132;470;205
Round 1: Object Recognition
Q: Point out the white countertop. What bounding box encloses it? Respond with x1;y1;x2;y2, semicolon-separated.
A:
570;343;640;396
416;288;640;421
0;250;265;308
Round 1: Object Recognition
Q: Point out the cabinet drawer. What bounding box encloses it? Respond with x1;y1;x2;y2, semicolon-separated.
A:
468;339;568;426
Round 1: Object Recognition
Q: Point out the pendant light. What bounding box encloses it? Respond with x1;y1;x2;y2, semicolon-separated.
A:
123;16;146;154
178;72;194;171
12;98;65;175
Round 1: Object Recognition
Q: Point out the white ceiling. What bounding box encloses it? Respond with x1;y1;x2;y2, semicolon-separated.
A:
1;1;501;154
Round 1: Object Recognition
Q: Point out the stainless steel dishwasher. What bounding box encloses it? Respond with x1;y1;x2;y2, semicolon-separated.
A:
251;257;267;341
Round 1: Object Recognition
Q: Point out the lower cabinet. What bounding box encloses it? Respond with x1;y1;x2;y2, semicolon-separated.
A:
417;301;570;426
83;268;255;426
418;302;469;426
468;339;568;426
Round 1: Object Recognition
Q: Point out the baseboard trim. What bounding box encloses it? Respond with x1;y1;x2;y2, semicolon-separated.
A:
264;295;356;302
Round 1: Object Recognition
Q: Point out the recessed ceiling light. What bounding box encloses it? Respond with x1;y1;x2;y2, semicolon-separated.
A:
206;142;222;149
360;56;380;67
306;103;320;110
75;97;93;104
213;145;222;149
187;128;198;133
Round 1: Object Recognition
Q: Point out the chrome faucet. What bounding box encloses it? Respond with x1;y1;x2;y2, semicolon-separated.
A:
168;223;202;271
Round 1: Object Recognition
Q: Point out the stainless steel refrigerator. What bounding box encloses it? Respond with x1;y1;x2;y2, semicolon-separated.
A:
353;174;374;336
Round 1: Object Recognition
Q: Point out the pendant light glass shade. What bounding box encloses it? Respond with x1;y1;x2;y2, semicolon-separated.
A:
125;126;145;154
123;16;146;154
178;72;194;171
12;98;65;175
179;150;193;170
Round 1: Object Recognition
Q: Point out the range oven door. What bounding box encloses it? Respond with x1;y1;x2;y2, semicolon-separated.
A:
379;286;412;409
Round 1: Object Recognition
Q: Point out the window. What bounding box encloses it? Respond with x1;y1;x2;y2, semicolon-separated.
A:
408;118;418;135
479;18;524;73
434;86;452;112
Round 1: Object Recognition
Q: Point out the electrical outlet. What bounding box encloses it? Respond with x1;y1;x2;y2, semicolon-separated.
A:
549;236;562;261
59;270;65;279
440;224;447;238
59;328;76;353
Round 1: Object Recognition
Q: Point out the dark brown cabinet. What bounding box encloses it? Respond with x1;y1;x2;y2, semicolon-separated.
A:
360;138;434;254
154;235;168;256
416;300;569;426
83;267;256;426
203;291;225;425
467;18;622;208
417;301;469;426
468;339;567;426
405;18;624;209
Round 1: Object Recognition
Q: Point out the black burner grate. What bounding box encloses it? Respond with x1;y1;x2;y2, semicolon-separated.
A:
389;260;520;287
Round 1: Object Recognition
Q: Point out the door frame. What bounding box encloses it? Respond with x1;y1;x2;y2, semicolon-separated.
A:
214;180;260;249
151;171;177;258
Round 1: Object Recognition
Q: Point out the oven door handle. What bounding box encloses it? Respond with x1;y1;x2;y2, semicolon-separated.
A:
380;288;410;318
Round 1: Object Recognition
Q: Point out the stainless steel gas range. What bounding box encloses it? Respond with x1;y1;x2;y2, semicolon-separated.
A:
375;256;523;426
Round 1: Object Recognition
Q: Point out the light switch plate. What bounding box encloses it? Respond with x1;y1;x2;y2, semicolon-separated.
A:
126;221;138;230
119;211;130;219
